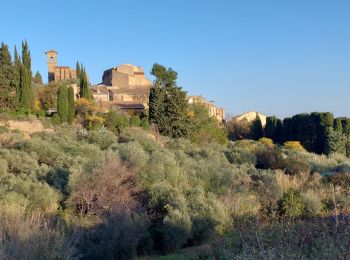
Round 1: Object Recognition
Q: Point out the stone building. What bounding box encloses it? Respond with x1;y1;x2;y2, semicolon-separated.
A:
45;50;76;82
91;64;151;113
188;95;225;123
232;111;267;127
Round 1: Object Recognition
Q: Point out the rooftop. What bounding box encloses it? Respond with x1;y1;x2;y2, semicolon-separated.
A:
45;49;58;54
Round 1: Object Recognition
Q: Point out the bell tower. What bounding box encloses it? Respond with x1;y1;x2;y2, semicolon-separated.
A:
45;50;58;82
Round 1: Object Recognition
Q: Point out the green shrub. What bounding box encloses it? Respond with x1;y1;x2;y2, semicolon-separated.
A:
225;147;257;165
51;113;61;125
113;141;149;168
119;129;159;152
284;155;310;175
0;149;38;174
130;115;142;127
301;190;322;216
278;189;304;217
162;206;192;252
141;117;150;130
255;147;284;170
46;168;70;195
86;128;116;150
104;110;129;134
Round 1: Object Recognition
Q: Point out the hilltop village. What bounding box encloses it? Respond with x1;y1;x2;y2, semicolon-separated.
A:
1;41;350;259
46;50;227;123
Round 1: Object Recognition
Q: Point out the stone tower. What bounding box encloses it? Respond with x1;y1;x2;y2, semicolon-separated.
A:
45;50;58;82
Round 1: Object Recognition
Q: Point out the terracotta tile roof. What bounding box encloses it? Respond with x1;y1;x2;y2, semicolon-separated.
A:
46;49;58;54
97;101;145;111
55;66;72;69
90;85;109;94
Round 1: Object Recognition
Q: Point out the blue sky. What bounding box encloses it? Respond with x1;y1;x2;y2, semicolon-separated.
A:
1;0;350;118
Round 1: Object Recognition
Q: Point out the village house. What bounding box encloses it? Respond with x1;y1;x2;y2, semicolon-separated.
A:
232;111;267;127
91;64;151;113
188;95;225;123
45;50;227;117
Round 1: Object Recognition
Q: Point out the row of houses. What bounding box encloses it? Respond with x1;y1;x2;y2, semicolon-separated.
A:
46;50;266;124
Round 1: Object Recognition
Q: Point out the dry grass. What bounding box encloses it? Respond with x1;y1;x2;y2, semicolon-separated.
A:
0;204;78;260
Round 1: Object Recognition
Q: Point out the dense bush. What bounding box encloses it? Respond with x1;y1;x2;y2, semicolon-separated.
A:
278;189;304;217
255;146;284;170
0;121;349;258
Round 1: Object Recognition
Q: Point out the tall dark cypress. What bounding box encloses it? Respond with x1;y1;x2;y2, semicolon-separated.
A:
0;42;16;109
57;84;68;122
76;62;81;79
21;40;31;72
79;67;92;100
334;118;343;133
33;71;43;85
19;41;33;110
149;85;164;125
67;86;75;124
250;114;264;140
13;45;21;103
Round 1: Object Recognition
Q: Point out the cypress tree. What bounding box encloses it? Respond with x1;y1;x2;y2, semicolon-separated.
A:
19;64;33;110
33;71;43;85
149;85;165;125
67;86;75;124
79;67;92;100
0;43;12;66
0;42;16;110
341;118;350;136
334;118;343;133
21;40;31;72
57;84;68;122
265;116;278;140
19;41;33;110
251;114;264;140
275;118;283;143
13;45;21;104
76;62;81;79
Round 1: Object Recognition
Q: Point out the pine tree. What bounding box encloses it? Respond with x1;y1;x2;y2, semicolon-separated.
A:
0;42;16;110
67;86;75;124
57;84;68;122
149;63;190;138
33;71;43;85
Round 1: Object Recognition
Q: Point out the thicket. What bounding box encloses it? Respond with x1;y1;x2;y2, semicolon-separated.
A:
228;112;350;156
0;122;350;258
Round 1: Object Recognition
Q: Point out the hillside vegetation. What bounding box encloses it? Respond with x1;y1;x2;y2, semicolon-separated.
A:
0;119;350;259
1;40;350;259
